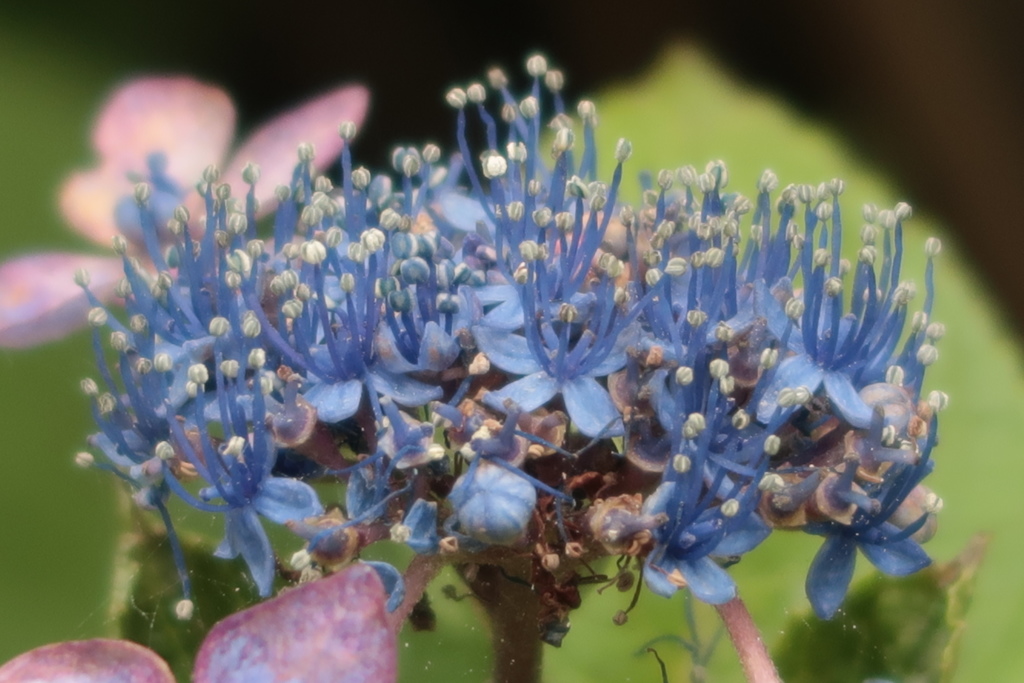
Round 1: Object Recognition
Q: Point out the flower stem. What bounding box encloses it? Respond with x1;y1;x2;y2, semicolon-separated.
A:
715;596;781;683
465;563;543;683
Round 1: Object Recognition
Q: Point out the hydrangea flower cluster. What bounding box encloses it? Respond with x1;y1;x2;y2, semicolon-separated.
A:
72;54;945;646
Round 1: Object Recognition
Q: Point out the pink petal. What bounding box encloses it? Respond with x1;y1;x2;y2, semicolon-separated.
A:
61;78;235;247
93;77;235;188
0;252;123;348
59;167;129;247
193;563;396;683
0;639;174;683
222;84;370;216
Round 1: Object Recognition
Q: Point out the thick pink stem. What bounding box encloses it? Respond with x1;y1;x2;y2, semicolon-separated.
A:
715;596;782;683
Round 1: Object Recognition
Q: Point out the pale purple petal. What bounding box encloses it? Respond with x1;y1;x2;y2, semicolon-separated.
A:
823;370;873;428
860;526;931;576
367;368;443;406
0;639;173;683
805;533;857;619
416;320;460;372
679;555;737;605
472;325;542;375
563;375;624;437
434;191;494;233
194;564;396;683
304;379;363;423
217;507;275;597
253;478;325;524
0;252;122;348
483;372;559;413
92;77;235;187
222;85;370;217
756;354;825;423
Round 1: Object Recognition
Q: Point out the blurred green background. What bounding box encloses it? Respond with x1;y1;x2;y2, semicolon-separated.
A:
1;2;1023;681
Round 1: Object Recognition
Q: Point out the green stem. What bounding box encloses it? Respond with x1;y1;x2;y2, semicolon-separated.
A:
715;596;781;683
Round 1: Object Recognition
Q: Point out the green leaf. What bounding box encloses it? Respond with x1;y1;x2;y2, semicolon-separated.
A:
108;513;261;682
773;536;987;683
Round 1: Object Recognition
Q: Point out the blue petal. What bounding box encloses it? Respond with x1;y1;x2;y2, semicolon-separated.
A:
643;549;682;599
374;327;419;374
219;508;275;597
253;477;325;524
713;512;771;557
563;376;624;437
450;461;536;545
417;321;460;372
361;561;406;613
435;191;493;232
756;354;825;423
483;372;559;413
805;533;857;619
823;371;874;429
680;555;737;605
346;468;375;519
367;368;442;406
480;296;525;331
403;499;439;554
587;323;641;377
860;529;931;576
304;379;363;423
472;326;542;375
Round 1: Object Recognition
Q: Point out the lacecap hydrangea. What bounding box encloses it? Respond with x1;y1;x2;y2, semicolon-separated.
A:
76;54;946;638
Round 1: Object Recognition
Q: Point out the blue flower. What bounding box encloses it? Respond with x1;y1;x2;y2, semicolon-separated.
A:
803;417;937;619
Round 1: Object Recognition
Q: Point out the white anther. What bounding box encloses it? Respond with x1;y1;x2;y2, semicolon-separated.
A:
675;366;694;386
248;348;266;369
175;599;195;621
763;435;781;455
758;472;785;492
300;240;327;265
709;358;730;379
208;316;230;337
720;499;740;518
187;363;209;385
671;454;691;473
482;153;508;179
714;322;734;343
686;310;708;327
785;298;805;320
87;307;108;327
885;365;905;386
445;87;467;109
682;413;706;440
917;344;939;366
526;54;548;76
732;410;751;430
928;390;949;412
760;348;779;369
924;492;944;514
925;237;942;258
154;440;175;461
466;83;486;104
757;169;779;193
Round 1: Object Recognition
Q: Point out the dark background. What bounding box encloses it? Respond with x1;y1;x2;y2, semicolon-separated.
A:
4;0;1022;332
